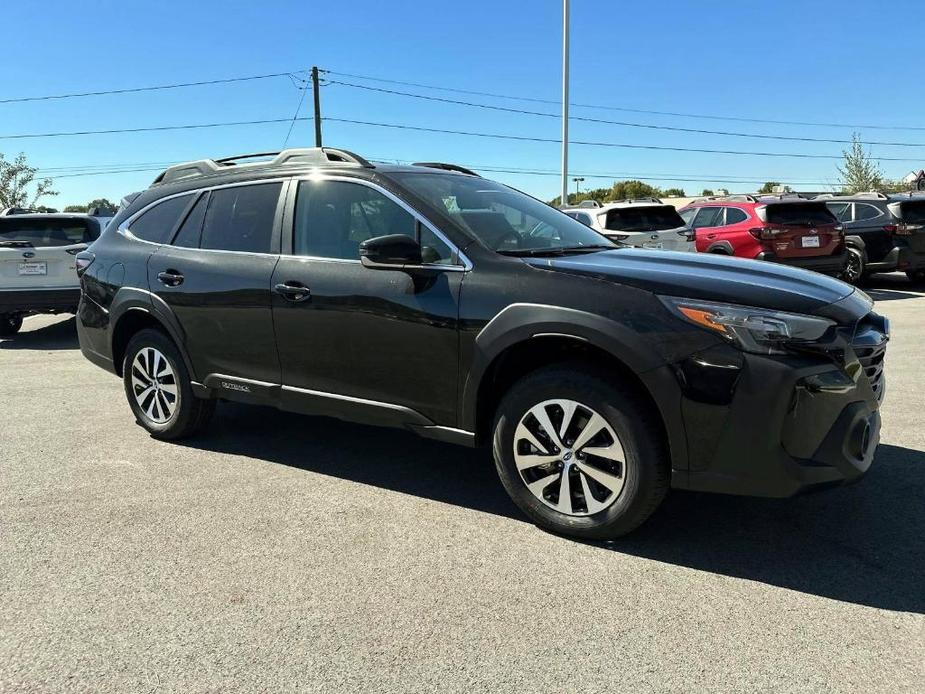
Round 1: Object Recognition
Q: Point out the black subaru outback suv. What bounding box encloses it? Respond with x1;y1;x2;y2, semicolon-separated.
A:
76;148;889;539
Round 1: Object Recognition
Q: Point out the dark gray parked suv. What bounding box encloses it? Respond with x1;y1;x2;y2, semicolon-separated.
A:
817;192;925;283
75;148;888;540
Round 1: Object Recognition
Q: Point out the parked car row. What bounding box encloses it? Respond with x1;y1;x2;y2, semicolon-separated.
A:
561;191;925;286
49;146;888;540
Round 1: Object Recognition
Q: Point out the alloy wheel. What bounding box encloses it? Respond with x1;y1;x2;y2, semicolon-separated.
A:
130;347;178;424
513;399;627;516
844;249;863;283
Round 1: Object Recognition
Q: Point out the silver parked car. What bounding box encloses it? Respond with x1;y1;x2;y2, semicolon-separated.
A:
562;198;695;252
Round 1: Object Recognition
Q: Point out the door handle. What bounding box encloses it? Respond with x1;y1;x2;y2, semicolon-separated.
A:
274;282;311;302
157;269;184;287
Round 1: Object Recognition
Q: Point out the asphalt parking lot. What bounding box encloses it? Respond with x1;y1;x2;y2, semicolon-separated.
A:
2;276;924;693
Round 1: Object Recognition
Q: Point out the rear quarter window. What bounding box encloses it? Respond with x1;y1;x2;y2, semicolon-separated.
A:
0;218;96;247
128;194;194;244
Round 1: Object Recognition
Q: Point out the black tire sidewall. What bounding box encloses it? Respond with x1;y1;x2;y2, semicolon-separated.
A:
0;313;23;337
122;329;198;439
492;366;667;540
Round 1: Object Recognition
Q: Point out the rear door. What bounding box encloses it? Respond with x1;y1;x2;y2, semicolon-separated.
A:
690;206;725;250
842;202;893;262
144;182;285;395
758;202;842;259
0;216;97;291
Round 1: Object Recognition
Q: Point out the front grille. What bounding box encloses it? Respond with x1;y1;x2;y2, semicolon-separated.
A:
855;343;886;401
852;313;889;402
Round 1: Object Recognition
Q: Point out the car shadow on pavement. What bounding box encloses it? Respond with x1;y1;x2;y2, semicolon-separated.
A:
0;317;78;350
184;404;924;614
862;274;925;302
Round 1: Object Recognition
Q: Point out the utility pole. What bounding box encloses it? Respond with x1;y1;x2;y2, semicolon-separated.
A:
311;66;322;147
573;176;585;196
560;0;570;208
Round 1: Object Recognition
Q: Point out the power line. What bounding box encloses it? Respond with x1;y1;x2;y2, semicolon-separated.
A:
0;117;308;140
323;68;925;133
0;71;308;105
327;79;925;148
324;117;925;162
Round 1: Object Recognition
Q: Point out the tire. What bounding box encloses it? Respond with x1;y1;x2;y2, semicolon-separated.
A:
906;269;925;284
841;247;865;285
492;364;669;540
0;313;23;337
122;328;215;440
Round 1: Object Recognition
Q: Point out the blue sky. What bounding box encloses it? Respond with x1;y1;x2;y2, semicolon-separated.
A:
2;0;924;207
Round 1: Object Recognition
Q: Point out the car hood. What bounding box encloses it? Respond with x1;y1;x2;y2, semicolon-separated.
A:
524;248;861;317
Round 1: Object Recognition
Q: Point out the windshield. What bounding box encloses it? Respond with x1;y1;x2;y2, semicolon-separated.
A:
391;172;616;253
763;203;837;226
605;205;686;232
0;218;97;247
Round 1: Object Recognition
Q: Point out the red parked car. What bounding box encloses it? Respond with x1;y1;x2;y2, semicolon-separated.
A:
679;195;847;275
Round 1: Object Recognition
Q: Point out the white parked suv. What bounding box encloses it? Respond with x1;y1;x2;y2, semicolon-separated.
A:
562;198;695;252
0;211;110;337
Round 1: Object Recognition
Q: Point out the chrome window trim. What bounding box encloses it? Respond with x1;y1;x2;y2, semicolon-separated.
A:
291;174;472;271
117;177;291;253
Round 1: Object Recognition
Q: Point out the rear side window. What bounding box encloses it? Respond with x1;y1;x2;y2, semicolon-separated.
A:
854;203;882;222
679;208;696;225
764;203;836;225
0;218;97;247
172;193;208;248
200;183;282;254
128;195;194;244
604;205;685;232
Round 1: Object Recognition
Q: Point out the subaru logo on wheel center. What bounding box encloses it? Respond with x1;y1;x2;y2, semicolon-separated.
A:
563;451;573;461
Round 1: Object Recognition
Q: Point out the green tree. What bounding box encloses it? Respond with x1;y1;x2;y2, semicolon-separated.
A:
838;133;884;193
757;182;780;194
64;198;117;213
701;188;715;196
662;187;686;197
0;152;57;209
610;180;661;200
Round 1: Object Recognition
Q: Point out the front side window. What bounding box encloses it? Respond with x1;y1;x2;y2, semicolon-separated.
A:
827;202;853;223
692;207;723;228
0;218;97;247
293;180;454;264
200;183;282;254
128;194;194;244
390;172;614;254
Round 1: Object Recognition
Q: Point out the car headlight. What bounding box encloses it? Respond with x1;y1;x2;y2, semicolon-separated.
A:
659;296;836;355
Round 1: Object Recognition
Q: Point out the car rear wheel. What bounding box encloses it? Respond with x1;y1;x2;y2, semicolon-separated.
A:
492;364;669;540
0;313;23;337
123;328;215;440
841;247;865;285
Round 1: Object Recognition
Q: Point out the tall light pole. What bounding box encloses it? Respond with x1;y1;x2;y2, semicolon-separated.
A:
573;176;585;196
560;0;570;208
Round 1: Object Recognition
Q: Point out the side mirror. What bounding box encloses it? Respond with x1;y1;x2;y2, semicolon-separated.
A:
360;234;423;270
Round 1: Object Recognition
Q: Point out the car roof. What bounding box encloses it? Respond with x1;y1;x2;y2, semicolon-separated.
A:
0;213;103;221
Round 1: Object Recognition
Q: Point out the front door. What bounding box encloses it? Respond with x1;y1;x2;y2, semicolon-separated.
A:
145;182;285;396
271;177;465;426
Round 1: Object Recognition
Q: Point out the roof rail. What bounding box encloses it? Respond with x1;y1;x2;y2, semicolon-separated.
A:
611;196;664;205
694;194;758;203
152;147;374;186
412;162;480;176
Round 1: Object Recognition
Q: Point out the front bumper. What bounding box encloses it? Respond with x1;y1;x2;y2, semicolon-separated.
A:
0;287;80;314
755;250;847;275
670;335;885;498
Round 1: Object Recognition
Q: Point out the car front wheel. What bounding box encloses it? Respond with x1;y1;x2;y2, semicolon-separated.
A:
492;364;669;540
122;328;215;440
0;313;23;337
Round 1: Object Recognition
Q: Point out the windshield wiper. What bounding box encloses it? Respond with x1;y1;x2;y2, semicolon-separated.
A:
0;240;34;248
497;245;615;257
